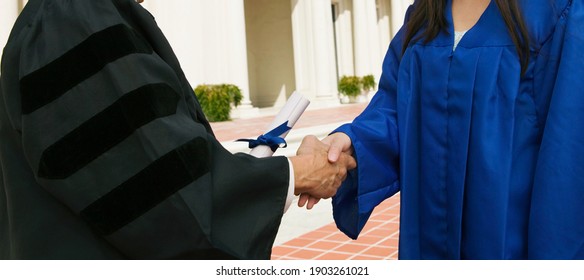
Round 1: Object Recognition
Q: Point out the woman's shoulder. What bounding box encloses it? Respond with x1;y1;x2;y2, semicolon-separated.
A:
519;0;571;46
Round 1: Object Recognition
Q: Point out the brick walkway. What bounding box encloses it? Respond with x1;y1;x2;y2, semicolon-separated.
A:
271;195;400;260
210;103;368;142
211;103;401;260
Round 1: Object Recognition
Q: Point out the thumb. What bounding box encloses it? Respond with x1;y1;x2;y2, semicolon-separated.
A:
327;141;343;163
324;133;351;163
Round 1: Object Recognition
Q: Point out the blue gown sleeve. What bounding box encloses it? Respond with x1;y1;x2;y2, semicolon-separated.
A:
331;6;413;239
528;0;584;259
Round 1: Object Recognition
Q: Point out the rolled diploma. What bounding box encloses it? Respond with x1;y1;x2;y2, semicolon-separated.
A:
249;91;310;158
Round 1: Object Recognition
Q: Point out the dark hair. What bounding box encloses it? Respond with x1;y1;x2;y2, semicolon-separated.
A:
403;0;530;74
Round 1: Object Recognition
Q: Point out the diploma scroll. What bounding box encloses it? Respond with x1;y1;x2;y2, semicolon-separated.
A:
246;91;310;158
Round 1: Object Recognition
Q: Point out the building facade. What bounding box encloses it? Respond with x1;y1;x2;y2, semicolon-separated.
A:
1;0;411;116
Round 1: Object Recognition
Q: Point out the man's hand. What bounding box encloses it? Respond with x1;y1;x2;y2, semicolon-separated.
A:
297;133;354;209
297;193;321;210
290;135;356;202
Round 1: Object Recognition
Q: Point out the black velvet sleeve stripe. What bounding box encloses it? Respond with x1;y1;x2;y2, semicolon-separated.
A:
80;137;210;236
38;83;180;179
20;24;153;114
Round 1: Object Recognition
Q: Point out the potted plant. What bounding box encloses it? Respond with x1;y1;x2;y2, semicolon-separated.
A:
360;74;377;101
338;75;361;103
361;74;376;93
194;84;243;122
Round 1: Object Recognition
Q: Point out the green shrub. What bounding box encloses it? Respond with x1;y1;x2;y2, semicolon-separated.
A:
361;74;376;92
338;76;361;97
194;84;243;122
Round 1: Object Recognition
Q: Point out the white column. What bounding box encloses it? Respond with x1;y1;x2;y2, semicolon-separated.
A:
352;0;382;81
0;0;21;66
333;0;355;78
223;0;254;111
143;0;258;116
391;0;413;36
291;0;313;101
312;0;337;99
377;0;392;51
140;0;204;86
291;0;339;105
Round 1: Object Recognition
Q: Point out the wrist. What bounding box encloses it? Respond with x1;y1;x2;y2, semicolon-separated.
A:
290;155;312;194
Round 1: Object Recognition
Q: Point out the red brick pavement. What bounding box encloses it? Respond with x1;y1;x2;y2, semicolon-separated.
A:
211;102;401;260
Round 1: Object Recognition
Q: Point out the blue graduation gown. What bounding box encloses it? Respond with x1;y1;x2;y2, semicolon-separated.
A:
332;0;584;259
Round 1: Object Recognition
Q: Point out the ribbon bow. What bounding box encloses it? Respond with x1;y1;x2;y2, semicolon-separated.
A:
237;121;291;152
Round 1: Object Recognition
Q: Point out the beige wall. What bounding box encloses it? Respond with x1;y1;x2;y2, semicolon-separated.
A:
244;0;296;108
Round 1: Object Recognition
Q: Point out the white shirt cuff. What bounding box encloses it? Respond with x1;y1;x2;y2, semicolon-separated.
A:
284;158;295;213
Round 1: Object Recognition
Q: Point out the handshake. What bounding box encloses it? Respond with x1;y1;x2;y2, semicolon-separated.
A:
288;133;355;209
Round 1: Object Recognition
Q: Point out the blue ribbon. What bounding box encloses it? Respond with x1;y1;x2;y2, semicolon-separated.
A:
237;121;291;152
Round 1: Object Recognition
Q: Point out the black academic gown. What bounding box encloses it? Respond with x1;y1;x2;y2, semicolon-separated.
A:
0;0;289;260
